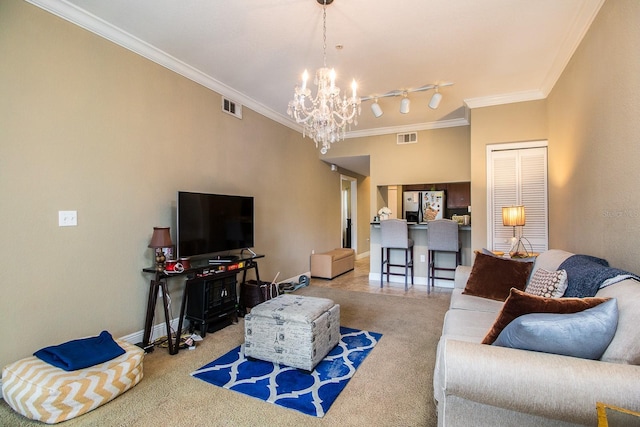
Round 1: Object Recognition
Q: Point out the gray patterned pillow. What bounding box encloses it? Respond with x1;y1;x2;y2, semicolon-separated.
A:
525;268;568;298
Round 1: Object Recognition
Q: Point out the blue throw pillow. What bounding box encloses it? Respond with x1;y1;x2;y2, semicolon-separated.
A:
493;299;618;360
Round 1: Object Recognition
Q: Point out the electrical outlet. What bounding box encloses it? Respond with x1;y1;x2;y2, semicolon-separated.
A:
420;254;426;262
58;210;77;227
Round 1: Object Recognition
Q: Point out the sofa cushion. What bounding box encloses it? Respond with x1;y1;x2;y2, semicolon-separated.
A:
449;288;504;313
493;299;618;360
442;309;500;341
482;288;610;345
528;249;573;279
597;279;640;364
462;252;533;301
524;268;568;298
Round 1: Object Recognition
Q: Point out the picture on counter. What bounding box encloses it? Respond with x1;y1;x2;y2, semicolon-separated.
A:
162;246;175;261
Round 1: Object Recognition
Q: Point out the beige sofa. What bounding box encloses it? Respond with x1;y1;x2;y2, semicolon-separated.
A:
433;249;640;426
310;248;355;279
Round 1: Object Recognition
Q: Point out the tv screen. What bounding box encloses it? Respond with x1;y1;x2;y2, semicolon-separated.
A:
177;191;254;259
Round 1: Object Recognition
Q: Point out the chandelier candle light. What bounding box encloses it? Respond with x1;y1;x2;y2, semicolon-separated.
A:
287;0;361;154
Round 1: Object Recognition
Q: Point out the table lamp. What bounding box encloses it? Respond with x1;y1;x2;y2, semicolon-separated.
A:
502;206;531;257
148;227;173;271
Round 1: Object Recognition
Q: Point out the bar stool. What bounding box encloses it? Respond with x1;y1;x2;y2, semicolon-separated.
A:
380;219;414;291
427;219;461;289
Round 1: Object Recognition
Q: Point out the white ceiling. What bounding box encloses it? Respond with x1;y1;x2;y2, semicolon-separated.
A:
29;0;603;175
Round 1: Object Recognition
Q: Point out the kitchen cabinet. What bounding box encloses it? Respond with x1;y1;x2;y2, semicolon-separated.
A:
446;182;471;209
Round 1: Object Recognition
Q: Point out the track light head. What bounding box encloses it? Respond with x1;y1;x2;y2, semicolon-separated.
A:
400;93;410;114
429;91;442;109
371;99;383;118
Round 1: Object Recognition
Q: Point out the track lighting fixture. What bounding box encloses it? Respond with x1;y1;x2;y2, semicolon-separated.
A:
429;88;442;109
371;98;383;117
400;92;410;114
360;82;453;118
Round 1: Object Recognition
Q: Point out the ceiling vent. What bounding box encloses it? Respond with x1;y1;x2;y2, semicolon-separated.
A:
397;132;418;145
222;97;242;119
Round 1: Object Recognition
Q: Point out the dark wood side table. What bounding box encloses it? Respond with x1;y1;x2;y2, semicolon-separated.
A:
141;268;179;354
141;254;264;355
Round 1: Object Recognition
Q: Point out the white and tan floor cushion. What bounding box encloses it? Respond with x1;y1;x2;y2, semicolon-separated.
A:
2;340;144;424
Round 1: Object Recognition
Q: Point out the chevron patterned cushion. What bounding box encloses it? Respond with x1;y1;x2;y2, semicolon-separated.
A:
1;340;144;424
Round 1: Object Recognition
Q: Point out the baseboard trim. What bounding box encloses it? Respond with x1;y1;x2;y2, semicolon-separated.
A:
119;317;184;345
118;271;313;345
0;268;388;394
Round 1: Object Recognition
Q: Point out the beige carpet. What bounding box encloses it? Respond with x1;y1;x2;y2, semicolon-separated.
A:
0;285;449;426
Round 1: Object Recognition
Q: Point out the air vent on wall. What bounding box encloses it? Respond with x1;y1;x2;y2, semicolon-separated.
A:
397;132;418;145
222;97;242;119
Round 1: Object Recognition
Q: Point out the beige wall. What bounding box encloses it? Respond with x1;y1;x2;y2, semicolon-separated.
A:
469;0;640;276
469;101;548;252
0;1;343;367
547;0;640;272
326;126;471;223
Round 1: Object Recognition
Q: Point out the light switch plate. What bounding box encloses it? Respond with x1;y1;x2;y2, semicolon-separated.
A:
58;210;77;227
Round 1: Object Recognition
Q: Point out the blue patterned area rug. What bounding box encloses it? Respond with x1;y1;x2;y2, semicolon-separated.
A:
191;326;382;417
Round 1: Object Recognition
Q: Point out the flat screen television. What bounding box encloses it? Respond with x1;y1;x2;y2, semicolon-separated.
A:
177;191;254;259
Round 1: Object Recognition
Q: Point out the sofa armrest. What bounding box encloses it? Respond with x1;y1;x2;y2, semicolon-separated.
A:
453;266;471;289
439;339;640;425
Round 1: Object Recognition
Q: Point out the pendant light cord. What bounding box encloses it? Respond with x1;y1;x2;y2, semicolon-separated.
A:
322;1;327;67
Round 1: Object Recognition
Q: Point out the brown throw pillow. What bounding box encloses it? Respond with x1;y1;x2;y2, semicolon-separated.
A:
462;252;534;301
482;288;611;344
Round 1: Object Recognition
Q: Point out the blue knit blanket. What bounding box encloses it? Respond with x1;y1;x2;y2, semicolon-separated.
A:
34;331;125;371
559;255;640;297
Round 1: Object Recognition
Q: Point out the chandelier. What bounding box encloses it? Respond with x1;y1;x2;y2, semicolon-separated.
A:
287;0;361;155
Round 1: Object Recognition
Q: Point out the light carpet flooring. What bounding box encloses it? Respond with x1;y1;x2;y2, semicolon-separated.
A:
0;257;452;426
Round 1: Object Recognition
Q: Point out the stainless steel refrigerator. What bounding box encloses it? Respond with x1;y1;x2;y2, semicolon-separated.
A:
403;191;420;222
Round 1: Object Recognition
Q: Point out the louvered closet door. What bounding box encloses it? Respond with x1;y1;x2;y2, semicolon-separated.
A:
488;145;548;253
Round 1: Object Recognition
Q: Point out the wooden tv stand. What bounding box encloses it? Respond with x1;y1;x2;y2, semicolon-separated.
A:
141;254;263;354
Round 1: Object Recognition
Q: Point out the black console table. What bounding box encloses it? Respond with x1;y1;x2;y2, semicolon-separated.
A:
142;254;263;355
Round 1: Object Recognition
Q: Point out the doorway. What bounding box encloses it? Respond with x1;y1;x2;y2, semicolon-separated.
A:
486;141;549;253
340;174;357;253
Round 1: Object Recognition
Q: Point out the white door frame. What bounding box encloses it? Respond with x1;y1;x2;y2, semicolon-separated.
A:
486;140;549;251
340;174;358;253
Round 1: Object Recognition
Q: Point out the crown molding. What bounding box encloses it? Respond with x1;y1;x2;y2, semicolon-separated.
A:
28;0;594;138
464;89;546;109
25;0;469;140
345;116;469;139
538;0;605;95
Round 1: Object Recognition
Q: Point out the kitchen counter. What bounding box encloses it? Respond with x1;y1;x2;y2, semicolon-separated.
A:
370;222;471;231
370;222;472;287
